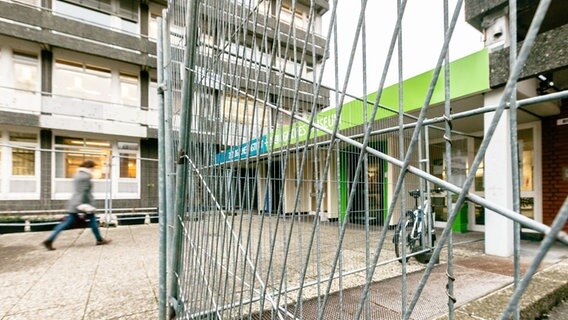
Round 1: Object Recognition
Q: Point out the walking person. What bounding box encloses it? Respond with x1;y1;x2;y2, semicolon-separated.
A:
42;160;111;250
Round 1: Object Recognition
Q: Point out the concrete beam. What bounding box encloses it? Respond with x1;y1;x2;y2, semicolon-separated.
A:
0;111;39;127
489;23;568;88
297;0;330;14
464;0;509;31
0;2;156;67
212;59;330;107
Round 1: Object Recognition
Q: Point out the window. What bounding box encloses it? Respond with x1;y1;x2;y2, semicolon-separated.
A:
9;132;37;176
13;0;40;6
62;0;112;13
118;142;138;178
0;131;2;179
117;0;138;22
429;139;468;222
0;129;39;198
279;3;308;30
54;59;112;102
13;53;38;92
119;73;139;106
53;0;139;34
149;14;159;40
223;94;258;125
149;80;159;110
54;0;112;26
54;136;111;179
473;138;484;192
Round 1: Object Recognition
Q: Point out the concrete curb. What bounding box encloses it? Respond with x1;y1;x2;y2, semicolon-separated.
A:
436;259;568;319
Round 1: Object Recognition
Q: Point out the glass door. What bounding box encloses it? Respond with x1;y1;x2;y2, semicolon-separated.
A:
429;139;469;227
468;122;541;230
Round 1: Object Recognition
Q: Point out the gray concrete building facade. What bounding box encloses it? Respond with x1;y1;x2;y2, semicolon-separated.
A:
0;0;329;216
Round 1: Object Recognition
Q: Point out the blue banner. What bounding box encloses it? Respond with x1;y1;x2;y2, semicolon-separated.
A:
215;135;267;164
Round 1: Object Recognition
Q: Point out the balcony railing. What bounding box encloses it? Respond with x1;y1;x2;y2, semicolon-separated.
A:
0;86;159;133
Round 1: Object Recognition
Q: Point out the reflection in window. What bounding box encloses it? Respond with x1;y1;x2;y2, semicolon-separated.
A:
54;136;111;179
223;94;259;125
12;148;34;176
118;142;138;179
279;3;307;30
14;0;40;6
474;138;484;191
9;132;37;176
519;128;534;192
54;59;112;102
429;139;469;223
119;153;136;178
474;204;485;225
13;53;38;92
0;131;2;178
149;80;158;110
149;14;159;40
54;0;112;26
429;139;468;184
120;73;139;106
53;0;139;34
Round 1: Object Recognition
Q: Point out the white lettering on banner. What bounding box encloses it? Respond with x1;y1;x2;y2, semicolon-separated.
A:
274;113;338;146
316;113;337;130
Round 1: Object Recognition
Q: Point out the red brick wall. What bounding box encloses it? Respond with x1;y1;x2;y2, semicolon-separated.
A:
541;101;568;232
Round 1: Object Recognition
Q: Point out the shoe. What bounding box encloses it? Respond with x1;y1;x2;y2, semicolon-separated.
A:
96;238;112;246
42;240;55;251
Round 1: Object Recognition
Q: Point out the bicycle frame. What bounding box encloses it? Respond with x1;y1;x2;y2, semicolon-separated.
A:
395;194;437;263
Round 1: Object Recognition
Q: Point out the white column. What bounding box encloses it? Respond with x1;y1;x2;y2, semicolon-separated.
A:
484;88;514;257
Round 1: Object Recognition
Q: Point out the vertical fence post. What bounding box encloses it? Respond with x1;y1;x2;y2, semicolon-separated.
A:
168;0;201;317
508;1;521;318
157;16;167;320
161;8;175;272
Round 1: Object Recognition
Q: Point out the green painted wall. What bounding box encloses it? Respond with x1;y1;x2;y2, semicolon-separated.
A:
268;49;489;150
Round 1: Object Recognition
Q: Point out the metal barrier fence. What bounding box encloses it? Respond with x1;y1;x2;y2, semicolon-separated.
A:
0;145;158;230
156;1;568;319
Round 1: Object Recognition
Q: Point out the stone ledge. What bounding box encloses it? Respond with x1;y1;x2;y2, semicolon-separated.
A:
435;259;568;320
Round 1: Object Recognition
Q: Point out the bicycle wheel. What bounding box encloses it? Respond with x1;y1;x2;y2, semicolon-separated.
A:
393;214;422;263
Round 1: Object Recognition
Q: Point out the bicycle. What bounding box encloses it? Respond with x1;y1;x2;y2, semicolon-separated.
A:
393;188;442;263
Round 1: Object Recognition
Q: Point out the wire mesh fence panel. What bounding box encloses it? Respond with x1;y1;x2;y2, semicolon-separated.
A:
157;0;568;319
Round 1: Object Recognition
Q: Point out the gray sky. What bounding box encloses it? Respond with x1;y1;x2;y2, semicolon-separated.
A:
320;0;484;106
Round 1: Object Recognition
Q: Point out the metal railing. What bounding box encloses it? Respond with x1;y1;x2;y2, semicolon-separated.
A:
0;144;159;228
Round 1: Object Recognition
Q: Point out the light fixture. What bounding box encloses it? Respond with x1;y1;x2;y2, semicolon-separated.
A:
537;74;558;95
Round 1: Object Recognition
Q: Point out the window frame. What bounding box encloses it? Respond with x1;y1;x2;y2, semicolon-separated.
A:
53;0;140;34
54;58;113;103
12;52;40;93
51;134;141;200
0;127;40;200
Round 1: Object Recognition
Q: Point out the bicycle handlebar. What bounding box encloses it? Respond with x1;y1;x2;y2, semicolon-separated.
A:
408;187;444;199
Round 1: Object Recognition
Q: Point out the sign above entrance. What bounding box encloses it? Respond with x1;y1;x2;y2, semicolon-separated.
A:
215;49;490;165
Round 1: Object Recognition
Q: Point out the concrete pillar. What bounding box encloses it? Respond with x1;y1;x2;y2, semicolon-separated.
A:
41;49;52;95
40;129;52;208
140;69;149;110
140;2;149;37
484;88;514;257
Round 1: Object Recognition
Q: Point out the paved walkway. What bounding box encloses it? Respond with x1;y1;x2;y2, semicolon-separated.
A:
0;224;566;319
1;225;158;319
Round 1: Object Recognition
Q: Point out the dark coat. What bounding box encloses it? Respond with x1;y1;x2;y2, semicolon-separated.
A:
66;168;94;213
